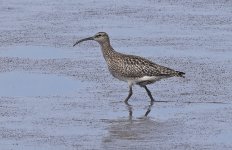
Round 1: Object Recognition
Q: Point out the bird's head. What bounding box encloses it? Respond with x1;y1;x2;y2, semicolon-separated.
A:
73;32;109;47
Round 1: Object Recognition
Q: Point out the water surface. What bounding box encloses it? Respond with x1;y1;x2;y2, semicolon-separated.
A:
0;71;83;97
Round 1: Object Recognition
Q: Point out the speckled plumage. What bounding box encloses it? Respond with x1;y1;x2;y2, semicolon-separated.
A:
73;32;185;102
106;51;183;83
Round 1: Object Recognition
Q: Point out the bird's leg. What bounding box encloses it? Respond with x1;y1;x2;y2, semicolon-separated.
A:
124;85;133;103
144;86;155;102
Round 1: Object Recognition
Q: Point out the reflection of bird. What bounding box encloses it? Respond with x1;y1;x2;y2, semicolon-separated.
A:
73;32;185;102
125;100;154;118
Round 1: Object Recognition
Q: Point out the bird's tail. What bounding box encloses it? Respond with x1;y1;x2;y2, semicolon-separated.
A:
176;71;185;78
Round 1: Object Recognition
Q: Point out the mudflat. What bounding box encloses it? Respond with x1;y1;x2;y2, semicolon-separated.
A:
0;0;232;149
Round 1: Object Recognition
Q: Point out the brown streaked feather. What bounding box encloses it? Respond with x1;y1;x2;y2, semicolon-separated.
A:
107;52;184;79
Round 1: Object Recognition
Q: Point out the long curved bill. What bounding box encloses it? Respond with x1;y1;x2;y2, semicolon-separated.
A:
73;37;94;47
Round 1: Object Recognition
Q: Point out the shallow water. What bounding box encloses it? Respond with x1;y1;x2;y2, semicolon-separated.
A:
1;0;232;149
0;45;231;150
0;71;84;97
0;46;77;59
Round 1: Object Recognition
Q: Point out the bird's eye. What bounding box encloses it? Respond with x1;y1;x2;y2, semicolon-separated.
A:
95;35;101;38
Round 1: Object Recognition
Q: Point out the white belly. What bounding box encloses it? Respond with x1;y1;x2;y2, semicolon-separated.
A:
127;76;162;85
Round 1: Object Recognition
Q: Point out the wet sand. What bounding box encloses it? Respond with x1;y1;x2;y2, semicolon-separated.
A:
0;0;232;149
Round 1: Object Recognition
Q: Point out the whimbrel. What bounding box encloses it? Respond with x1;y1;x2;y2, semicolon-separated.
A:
73;32;185;102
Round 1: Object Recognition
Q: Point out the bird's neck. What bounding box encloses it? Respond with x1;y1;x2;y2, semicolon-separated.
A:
99;40;115;60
